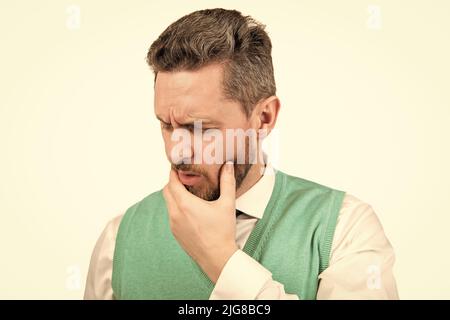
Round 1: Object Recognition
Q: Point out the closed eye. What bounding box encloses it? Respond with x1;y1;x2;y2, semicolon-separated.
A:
160;121;173;130
158;118;215;132
184;124;214;132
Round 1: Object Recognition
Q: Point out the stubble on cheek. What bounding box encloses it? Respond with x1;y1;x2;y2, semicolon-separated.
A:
186;173;219;201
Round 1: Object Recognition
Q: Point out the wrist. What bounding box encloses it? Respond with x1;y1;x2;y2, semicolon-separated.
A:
201;243;239;284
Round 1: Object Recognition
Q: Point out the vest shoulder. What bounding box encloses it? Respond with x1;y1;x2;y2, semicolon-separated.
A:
122;189;164;219
277;169;345;194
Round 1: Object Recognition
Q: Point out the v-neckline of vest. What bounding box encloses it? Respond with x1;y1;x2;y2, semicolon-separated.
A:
192;169;286;292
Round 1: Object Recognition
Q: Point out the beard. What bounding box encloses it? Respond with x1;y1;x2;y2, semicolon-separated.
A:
172;162;252;201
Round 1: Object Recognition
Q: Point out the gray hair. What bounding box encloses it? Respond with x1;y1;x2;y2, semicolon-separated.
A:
146;8;276;117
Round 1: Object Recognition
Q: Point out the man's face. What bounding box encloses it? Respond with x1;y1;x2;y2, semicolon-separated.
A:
154;64;257;201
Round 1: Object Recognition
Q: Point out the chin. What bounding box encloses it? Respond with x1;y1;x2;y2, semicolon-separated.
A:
186;184;219;201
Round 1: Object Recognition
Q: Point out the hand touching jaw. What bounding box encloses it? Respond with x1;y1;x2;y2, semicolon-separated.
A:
162;161;239;284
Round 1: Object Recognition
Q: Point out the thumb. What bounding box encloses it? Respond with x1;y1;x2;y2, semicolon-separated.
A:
219;161;236;204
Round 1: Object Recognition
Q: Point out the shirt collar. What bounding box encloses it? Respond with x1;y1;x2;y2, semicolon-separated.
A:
235;154;276;220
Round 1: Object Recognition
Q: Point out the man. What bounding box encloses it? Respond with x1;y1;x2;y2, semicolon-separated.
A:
84;8;398;300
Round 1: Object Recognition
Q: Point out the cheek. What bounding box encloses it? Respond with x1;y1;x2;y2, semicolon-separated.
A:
202;164;221;185
162;131;178;162
164;144;171;160
161;133;171;157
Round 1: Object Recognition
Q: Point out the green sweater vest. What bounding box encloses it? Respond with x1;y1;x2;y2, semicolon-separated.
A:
112;169;346;299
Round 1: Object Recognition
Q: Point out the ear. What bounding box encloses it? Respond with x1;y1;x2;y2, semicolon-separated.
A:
253;96;281;137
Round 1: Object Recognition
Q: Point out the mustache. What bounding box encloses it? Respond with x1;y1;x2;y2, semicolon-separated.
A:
172;163;207;176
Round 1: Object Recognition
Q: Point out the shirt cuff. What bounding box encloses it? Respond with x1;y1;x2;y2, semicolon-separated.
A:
209;249;272;300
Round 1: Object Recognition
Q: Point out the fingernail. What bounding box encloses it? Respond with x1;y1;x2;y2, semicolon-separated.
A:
226;161;234;173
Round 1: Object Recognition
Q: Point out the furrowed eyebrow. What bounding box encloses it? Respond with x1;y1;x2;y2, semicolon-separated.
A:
156;115;214;127
156;115;171;124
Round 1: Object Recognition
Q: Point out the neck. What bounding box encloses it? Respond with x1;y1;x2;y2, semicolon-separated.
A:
235;162;266;199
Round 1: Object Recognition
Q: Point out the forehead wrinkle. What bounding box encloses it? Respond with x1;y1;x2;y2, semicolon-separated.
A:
170;101;216;125
170;105;188;125
172;112;213;126
186;109;214;124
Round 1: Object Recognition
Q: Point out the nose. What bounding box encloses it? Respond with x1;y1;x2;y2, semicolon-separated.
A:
167;128;195;165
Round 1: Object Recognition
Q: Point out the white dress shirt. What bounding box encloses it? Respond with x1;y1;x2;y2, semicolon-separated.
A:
84;164;399;300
